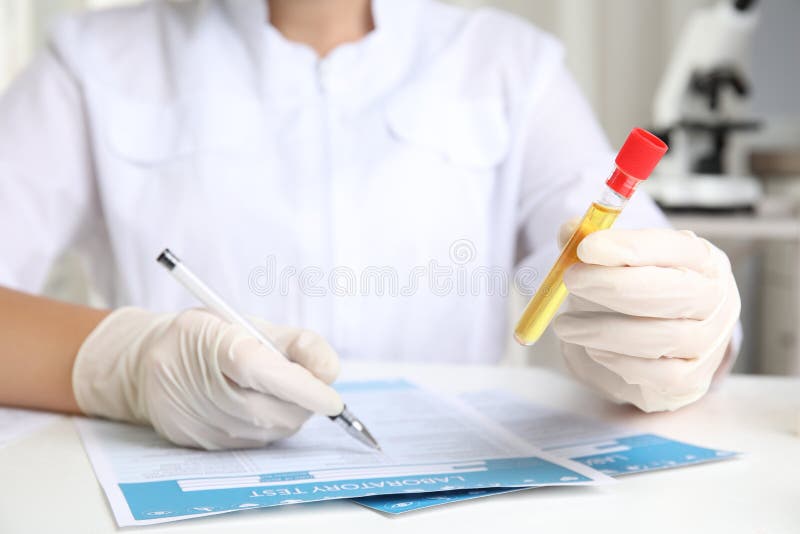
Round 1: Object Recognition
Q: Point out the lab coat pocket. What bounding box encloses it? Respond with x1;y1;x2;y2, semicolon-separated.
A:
93;90;277;247
370;88;509;269
103;93;265;166
385;89;510;170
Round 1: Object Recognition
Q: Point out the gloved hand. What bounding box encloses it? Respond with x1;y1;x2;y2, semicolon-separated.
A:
72;307;342;449
552;222;741;412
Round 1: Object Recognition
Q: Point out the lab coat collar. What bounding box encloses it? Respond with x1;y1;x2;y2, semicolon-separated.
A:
315;0;425;100
372;0;421;34
220;0;424;99
218;0;269;93
220;0;422;55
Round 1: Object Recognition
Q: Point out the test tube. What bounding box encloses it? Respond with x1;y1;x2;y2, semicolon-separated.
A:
514;128;668;346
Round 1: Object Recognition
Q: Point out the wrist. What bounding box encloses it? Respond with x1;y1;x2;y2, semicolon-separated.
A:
72;306;170;424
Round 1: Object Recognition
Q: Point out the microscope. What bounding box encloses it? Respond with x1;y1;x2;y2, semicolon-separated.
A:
648;0;762;212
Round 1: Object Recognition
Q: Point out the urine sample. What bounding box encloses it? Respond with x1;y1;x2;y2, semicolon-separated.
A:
514;128;668;346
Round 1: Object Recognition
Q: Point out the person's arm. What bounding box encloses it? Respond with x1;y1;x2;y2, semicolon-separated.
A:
0;24;344;450
0;29;105;412
0;287;109;412
0;283;346;449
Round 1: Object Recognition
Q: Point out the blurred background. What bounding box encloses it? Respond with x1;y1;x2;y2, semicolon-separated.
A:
1;0;799;375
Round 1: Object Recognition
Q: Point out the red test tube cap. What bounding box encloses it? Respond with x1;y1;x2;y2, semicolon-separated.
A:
607;128;668;198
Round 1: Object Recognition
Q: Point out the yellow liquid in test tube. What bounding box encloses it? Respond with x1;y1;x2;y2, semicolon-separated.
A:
514;202;621;345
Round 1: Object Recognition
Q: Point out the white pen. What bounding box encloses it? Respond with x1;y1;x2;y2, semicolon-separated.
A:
157;248;381;451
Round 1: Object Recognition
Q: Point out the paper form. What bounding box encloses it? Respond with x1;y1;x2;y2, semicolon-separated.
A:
75;380;613;526
356;390;738;514
0;407;61;449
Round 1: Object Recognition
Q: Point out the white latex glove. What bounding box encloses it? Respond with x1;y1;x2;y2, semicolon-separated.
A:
73;307;343;449
552;223;741;412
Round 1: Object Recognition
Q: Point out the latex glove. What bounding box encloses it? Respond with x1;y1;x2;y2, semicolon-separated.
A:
73;307;342;449
552;223;741;412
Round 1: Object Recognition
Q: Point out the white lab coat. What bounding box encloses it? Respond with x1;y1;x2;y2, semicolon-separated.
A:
0;0;668;363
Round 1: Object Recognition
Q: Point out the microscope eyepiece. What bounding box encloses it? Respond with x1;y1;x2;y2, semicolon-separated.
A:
733;0;758;12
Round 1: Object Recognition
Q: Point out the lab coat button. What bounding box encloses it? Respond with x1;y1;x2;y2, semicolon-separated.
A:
317;62;346;93
317;62;331;90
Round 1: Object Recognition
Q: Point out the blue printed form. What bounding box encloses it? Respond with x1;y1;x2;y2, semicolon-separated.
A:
355;390;738;514
75;381;612;526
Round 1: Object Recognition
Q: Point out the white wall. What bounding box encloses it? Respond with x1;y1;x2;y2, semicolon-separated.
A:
0;2;34;89
750;0;800;117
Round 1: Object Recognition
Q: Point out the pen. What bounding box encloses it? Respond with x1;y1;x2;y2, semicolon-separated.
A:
156;248;381;451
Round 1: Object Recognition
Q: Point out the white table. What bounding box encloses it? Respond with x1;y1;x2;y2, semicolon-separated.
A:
1;363;799;533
